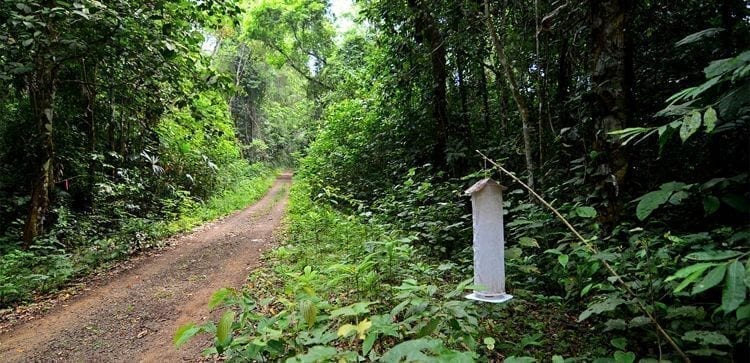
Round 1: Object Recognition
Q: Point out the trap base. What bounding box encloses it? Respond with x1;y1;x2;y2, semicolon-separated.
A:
465;292;513;304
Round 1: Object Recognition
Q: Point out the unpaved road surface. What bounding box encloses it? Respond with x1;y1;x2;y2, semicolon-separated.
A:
0;174;292;362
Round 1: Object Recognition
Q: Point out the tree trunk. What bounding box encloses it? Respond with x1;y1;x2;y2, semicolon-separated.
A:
590;0;629;227
556;36;571;128
457;53;469;120
484;0;535;191
82;60;97;212
478;60;491;132
23;65;57;246
408;0;449;170
494;74;508;129
454;51;473;174
534;0;545;171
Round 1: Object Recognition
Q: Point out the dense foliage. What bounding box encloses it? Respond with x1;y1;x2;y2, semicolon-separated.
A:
177;181;608;361
183;0;749;361
0;0;311;307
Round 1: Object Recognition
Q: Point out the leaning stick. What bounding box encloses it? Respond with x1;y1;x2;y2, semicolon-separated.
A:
476;150;689;362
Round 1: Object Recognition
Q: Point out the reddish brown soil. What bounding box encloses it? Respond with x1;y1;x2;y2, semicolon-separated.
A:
0;174;292;362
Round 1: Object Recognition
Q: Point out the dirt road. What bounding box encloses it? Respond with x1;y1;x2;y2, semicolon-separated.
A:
0;174;292;362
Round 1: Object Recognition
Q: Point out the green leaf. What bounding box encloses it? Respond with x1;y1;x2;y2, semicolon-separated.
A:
208;287;234;309
613;351;636;363
666;262;715;281
675;28;724;46
330;301;374;317
692;264;727;294
604;319;627;331
703;195;720;215
736;304;750;320
174;323;200;348
685;348;728;357
675;269;707;293
703;107;717;133
659;181;688;191
578;297;626;321
679;111;702;142
575;206;597;218
682;330;731;346
558;254;569;268
704;52;749;78
380;338;443;362
504;357;537;363
686;250;741;261
16;3;32;12
506;247;523;260
610;337;627;350
362;331;377;355
287;346;338;363
552;356;564;363
636;189;672;220
216;310;235;347
518;237;539;248
721;194;750;213
415;318;440;338
72;9;90;19
657;124;677;153
628;316;650;328
483;337;495;350
666;306;706;320
300;299;318;328
668;190;689;205
721;261;746;314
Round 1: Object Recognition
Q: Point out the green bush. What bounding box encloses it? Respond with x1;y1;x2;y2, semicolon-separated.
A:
0;248;73;306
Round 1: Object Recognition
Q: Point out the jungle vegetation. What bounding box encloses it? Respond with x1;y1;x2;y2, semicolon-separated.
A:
2;0;749;361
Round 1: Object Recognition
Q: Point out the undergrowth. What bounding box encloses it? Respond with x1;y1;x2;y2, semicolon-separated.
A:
0;164;276;308
176;180;609;362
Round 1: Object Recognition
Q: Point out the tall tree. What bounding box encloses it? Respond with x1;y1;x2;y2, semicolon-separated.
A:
406;0;449;170
484;0;535;191
590;0;630;226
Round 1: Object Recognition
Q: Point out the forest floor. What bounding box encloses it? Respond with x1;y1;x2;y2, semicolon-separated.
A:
0;173;292;362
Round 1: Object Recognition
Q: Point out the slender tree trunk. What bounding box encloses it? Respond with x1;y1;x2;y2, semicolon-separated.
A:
23;65;57;246
484;0;535;191
408;0;449;170
590;0;629;227
494;75;508;129
534;0;544;171
457;53;469;120
556;36;571;128
454;51;473;173
108;92;116;155
209;36;223;63
478;61;491;132
82;60;97;211
118;109;127;156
